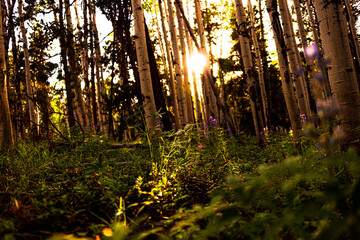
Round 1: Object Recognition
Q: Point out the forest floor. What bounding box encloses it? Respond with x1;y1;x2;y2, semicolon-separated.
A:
1;125;360;239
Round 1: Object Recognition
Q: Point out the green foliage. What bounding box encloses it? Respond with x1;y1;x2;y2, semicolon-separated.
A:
1;126;359;239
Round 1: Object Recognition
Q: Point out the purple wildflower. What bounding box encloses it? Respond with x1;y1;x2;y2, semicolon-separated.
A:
305;44;321;59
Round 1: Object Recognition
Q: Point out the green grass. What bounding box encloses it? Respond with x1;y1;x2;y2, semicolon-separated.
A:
0;126;359;239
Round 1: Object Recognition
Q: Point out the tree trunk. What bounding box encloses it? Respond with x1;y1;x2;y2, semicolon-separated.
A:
131;0;159;133
158;0;180;129
0;0;14;148
194;0;218;124
76;0;93;130
313;0;360;152
89;1;106;132
247;0;269;128
64;0;88;130
145;22;172;131
175;0;194;124
7;0;23;138
235;0;261;143
266;0;301;142
185;21;203;125
306;0;331;99
166;0;186;127
343;0;360;88
174;0;237;134
88;11;99;132
56;0;76;130
18;0;36;136
278;0;310;118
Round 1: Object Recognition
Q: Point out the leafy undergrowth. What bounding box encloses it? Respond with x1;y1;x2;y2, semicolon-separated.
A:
1;125;359;239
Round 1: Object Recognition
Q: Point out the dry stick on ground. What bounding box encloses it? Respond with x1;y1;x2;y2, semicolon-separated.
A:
174;0;238;136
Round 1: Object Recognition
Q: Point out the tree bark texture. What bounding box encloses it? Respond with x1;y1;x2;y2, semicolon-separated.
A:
166;0;186;127
0;0;14;148
235;0;261;143
266;0;301;142
131;0;159;132
18;0;36;135
158;0;181;129
313;0;360;152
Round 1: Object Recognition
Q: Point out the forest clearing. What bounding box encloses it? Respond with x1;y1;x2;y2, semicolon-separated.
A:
1;0;360;239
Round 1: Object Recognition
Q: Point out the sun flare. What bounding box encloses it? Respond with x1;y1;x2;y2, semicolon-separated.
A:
188;51;207;74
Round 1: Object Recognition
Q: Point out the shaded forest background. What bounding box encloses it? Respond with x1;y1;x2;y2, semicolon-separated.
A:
0;0;359;151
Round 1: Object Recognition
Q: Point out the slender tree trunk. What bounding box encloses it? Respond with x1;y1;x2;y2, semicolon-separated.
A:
293;0;319;114
176;0;194;124
166;0;186;127
174;0;237;134
131;0;159;132
56;0;76;130
266;0;301;142
247;0;269;128
76;0;93;130
7;0;22;138
278;0;310;118
18;0;36;135
185;23;203;125
145;23;172;131
343;0;360;87
64;0;88;130
306;0;331;99
235;0;261;143
194;0;218;124
313;0;360;152
88;11;99;131
0;0;14;148
89;1;106;132
158;0;180;129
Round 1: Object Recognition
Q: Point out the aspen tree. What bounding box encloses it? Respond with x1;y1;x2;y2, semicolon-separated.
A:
89;1;106;132
278;0;310;118
18;0;36;135
266;0;301;142
313;0;360;152
64;0;88;130
185;21;203;125
131;0;159;132
343;0;360;85
166;0;186;127
75;0;93;130
235;0;261;143
293;0;319;105
174;0;237;134
88;2;99;131
305;1;331;99
247;0;269;128
175;0;194;124
194;0;218;124
0;0;14;148
7;0;23;138
158;0;181;129
55;0;76;129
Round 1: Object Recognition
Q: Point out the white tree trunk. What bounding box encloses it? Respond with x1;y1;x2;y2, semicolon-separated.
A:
266;0;301;141
278;0;310;118
166;0;186;127
131;0;159;132
235;0;261;143
313;0;360;152
18;0;36;134
247;0;269;127
158;0;181;129
0;0;14;148
176;0;194;124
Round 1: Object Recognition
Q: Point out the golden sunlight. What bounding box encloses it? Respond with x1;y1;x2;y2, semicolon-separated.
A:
188;51;207;75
